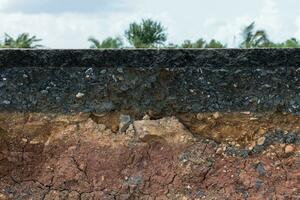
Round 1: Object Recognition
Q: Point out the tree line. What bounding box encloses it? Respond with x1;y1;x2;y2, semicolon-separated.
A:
0;19;299;48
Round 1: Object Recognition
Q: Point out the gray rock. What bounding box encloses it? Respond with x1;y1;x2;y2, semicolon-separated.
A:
2;100;11;105
95;101;114;113
117;67;124;73
119;114;131;133
256;162;266;176
85;68;94;79
40;90;49;95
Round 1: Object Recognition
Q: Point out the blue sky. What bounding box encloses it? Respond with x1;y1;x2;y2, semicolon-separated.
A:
0;0;299;48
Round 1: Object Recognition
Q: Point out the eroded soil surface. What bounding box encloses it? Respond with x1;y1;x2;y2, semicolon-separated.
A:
0;112;299;200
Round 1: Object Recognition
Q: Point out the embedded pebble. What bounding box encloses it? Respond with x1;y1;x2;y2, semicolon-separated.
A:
76;92;85;99
142;114;150;120
257;137;266;145
2;100;11;105
284;145;294;153
212;112;221;119
119;114;132;133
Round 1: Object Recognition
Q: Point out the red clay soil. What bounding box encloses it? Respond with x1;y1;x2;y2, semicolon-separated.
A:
0;112;299;200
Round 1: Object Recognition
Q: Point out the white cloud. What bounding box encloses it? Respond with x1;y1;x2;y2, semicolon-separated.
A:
0;0;9;10
198;0;286;47
0;12;138;48
0;0;131;13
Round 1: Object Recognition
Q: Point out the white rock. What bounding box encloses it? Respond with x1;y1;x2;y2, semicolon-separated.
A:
76;92;85;99
133;117;194;144
257;136;266;145
212;112;221;119
285;145;294;153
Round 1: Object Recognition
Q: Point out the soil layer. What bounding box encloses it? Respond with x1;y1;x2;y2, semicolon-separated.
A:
0;112;299;200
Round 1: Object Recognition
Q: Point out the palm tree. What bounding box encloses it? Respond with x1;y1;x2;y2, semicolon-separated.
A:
88;37;123;48
0;33;43;48
125;18;167;48
239;22;270;48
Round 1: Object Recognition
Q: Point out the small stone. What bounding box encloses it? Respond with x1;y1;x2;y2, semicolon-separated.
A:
241;111;251;115
256;162;266;176
216;147;223;155
142;114;150;120
248;141;256;150
257;136;266;145
119;114;131;133
120;84;128;91
212;112;221;119
285;145;294;154
125;124;135;135
29;138;41;144
2;100;10;105
22;74;28;78
40;90;48;95
100;69;107;74
196;113;206;120
76;92;85;99
117;67;124;73
85;68;93;75
22;138;28;143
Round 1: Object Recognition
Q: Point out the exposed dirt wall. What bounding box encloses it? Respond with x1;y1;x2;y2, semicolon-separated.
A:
0;112;299;199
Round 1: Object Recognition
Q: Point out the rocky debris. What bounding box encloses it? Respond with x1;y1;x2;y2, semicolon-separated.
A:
119;114;132;133
1;63;300;114
225;130;300;157
180;112;300;147
125;124;135;135
133;117;195;144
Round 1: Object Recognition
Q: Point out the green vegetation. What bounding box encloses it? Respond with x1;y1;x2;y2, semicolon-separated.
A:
268;38;300;48
0;33;43;48
124;18;167;48
239;22;270;48
181;38;226;48
1;19;300;48
88;36;123;48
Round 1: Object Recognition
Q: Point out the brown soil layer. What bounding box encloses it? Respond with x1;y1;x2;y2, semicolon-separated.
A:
0;112;299;200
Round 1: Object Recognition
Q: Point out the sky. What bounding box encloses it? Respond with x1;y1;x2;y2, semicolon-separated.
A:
0;0;299;48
